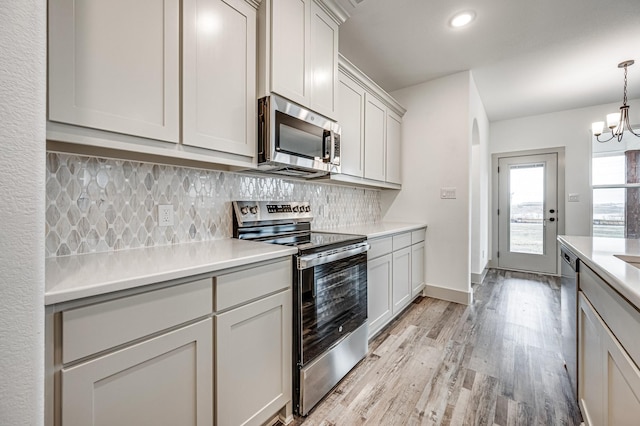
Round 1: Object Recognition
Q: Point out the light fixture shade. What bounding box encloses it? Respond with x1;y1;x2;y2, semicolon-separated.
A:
607;112;620;129
450;11;475;28
592;121;605;136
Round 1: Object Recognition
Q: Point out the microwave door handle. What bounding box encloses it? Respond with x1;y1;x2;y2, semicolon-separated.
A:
329;131;335;164
322;130;331;162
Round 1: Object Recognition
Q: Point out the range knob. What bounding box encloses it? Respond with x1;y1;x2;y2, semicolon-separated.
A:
305;206;311;212
292;206;299;213
240;206;249;215
249;206;258;214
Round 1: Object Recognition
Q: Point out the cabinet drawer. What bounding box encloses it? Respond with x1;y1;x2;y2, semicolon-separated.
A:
411;229;425;244
215;258;291;312
62;278;212;364
368;236;392;259
581;264;640;367
392;232;412;250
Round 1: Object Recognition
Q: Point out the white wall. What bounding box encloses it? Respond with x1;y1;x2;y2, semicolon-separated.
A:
383;72;472;304
0;1;46;425
469;73;490;278
490;98;640;242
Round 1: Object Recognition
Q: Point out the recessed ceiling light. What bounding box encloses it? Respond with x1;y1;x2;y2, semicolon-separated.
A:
450;11;476;28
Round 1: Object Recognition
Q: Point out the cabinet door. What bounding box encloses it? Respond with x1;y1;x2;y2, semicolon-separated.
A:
61;319;213;426
309;1;338;119
368;254;393;338
216;290;292;426
182;0;256;158
364;93;386;182
579;294;604;426
603;315;640;426
271;0;310;107
411;242;425;298
337;72;365;177
48;0;179;142
386;110;402;184
392;247;411;315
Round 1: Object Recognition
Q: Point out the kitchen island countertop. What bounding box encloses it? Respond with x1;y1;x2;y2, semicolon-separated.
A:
320;222;427;239
45;239;297;305
559;235;640;310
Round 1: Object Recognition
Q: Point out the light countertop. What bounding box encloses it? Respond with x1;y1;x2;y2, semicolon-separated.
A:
321;222;427;239
45;239;297;305
558;235;640;310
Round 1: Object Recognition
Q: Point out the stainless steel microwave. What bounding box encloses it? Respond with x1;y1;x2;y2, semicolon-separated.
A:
257;95;341;178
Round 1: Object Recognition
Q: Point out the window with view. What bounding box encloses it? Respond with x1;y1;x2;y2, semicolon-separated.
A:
592;130;640;237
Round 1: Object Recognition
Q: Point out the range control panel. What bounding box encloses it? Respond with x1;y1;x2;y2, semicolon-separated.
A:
233;201;313;226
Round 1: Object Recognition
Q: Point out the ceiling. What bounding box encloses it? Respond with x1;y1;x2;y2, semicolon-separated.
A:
336;0;640;121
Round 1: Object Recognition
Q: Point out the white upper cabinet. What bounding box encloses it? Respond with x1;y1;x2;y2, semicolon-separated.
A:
333;54;406;189
337;72;365;177
270;0;310;106
48;0;259;167
48;0;180;142
309;1;339;119
259;0;345;120
182;0;256;158
386;110;402;184
364;93;386;182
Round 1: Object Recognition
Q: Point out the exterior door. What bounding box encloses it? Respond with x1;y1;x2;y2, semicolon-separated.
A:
498;153;558;273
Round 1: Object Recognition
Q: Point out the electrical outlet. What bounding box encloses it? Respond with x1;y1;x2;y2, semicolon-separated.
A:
440;187;457;199
568;193;580;202
158;205;174;227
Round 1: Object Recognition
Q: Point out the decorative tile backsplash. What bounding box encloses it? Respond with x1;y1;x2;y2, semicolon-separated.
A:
45;153;381;257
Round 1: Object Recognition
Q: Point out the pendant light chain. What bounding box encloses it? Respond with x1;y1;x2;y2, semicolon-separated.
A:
623;63;628;106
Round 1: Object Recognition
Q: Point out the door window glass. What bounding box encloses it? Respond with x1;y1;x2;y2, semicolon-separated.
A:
509;163;544;255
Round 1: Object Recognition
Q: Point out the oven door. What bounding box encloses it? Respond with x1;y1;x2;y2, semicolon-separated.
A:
297;251;367;366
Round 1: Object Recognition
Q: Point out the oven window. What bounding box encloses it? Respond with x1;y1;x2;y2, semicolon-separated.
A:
300;253;367;365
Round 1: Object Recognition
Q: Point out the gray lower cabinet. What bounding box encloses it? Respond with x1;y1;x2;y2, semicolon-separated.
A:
62;318;213;426
578;293;604;426
411;241;426;297
367;227;426;339
578;263;640;426
392;247;411;315
367;253;393;337
47;257;293;426
216;290;292;426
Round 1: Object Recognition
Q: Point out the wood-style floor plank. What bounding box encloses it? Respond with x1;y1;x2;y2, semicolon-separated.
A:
285;269;583;426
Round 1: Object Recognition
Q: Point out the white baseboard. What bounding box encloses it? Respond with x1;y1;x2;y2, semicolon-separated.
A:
424;284;473;305
471;268;488;284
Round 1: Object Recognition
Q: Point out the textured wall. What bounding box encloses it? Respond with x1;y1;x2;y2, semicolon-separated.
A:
0;1;46;425
46;153;382;257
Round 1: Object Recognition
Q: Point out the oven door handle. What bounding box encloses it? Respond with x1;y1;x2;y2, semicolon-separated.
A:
297;243;370;270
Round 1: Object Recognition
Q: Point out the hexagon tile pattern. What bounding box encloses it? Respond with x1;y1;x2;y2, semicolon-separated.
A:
45;153;382;257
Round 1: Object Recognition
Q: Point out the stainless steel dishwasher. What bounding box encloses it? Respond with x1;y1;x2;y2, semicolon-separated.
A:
560;245;579;401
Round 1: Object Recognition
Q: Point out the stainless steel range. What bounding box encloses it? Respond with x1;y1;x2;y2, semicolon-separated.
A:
232;201;369;416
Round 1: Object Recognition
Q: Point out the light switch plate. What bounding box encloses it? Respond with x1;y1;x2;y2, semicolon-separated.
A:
568;193;580;202
158;205;174;227
440;187;457;199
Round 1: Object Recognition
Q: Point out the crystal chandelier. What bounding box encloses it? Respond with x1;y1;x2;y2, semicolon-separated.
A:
592;60;640;143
